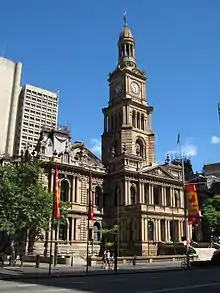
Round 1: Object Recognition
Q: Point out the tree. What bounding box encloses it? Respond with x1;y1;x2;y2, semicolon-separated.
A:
203;194;220;228
101;225;119;249
0;161;69;255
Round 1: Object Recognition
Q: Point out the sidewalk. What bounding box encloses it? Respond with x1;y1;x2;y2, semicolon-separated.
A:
0;261;183;280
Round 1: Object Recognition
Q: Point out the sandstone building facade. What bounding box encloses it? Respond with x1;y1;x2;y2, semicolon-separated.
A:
35;19;191;256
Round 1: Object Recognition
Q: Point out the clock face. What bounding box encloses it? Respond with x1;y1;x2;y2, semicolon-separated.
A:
114;83;123;94
130;81;140;95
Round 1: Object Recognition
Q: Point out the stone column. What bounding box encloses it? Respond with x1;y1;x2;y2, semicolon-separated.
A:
50;170;54;193
161;186;164;206
158;219;161;242
66;219;70;242
142;218;145;241
145;219;148;241
71;176;75;202
165;220;168;242
151;185;154;205
167;221;171;242
148;113;152;131
127;181;130;205
155;219;158;242
178;221;182;241
123;106;126;125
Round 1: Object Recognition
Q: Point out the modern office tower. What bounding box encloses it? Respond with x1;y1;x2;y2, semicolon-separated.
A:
0;56;22;157
15;84;58;155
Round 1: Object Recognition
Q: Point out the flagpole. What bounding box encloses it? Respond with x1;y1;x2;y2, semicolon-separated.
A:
178;134;190;269
49;167;55;275
86;169;92;273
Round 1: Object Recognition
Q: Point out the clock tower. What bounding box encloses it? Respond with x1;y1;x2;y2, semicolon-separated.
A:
102;16;155;169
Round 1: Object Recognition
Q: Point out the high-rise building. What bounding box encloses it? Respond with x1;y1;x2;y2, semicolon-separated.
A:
0;56;22;157
15;84;58;154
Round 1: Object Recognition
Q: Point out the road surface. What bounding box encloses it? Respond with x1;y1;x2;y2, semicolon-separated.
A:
0;267;220;292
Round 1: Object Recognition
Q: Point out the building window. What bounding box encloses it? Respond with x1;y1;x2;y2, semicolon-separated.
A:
130;185;136;205
132;111;136;127
95;186;102;208
137;112;140;128
94;222;101;243
153;186;161;205
136;138;144;158
60;180;69;202
174;190;180;207
148;221;154;241
166;187;171;206
141;114;145;130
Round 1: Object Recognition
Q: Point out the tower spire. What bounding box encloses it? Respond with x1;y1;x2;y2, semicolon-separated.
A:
123;9;127;26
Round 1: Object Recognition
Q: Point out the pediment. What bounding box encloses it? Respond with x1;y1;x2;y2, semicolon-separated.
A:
70;142;104;167
143;165;177;180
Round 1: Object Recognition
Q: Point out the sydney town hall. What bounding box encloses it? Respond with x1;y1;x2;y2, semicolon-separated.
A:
34;17;192;257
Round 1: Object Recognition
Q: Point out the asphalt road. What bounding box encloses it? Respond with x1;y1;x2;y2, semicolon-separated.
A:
0;267;220;293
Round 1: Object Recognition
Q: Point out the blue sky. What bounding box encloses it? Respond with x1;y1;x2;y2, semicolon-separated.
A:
0;0;219;171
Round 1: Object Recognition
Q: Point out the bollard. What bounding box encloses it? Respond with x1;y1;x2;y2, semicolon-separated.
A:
133;256;137;266
0;254;4;267
36;254;40;268
20;255;23;267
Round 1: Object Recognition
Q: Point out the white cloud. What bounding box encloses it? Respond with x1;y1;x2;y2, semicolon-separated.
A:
211;136;220;144
168;141;197;157
89;138;101;157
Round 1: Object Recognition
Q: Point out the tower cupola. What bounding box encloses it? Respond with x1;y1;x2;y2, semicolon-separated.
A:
118;11;136;69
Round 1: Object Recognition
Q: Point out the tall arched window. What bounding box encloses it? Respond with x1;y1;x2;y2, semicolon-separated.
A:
94;222;101;243
174;190;180;207
141;114;145;130
137;112;140;129
60;180;69;202
132;111;136;127
95;186;102;208
136;138;144;158
130;185;136;205
148;221;154;241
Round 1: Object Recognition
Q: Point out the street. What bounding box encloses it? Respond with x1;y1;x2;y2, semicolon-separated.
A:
0;267;220;293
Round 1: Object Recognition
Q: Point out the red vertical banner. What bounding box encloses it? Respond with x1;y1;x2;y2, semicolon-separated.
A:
54;163;61;219
185;184;200;225
89;170;94;222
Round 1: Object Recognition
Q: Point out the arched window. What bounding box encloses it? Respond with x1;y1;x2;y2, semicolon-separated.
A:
95;186;102;208
153;186;161;206
174;190;180;207
114;186;120;206
94;222;101;243
137;112;140;129
41;146;45;154
130;185;136;205
59;220;68;241
132;111;136;127
141;114;145;130
60;180;69;202
136;138;144;158
148;221;154;241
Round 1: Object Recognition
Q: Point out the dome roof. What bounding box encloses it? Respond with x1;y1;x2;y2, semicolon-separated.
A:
119;25;134;40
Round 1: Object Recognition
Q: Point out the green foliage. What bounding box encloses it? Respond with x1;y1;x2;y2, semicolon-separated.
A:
101;224;119;236
0;161;69;240
203;194;220;228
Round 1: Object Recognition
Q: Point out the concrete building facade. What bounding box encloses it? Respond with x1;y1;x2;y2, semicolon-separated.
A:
15;84;58;155
0;57;22;157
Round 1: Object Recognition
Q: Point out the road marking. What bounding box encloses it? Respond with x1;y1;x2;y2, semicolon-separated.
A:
138;282;220;293
40;289;71;292
17;284;38;287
